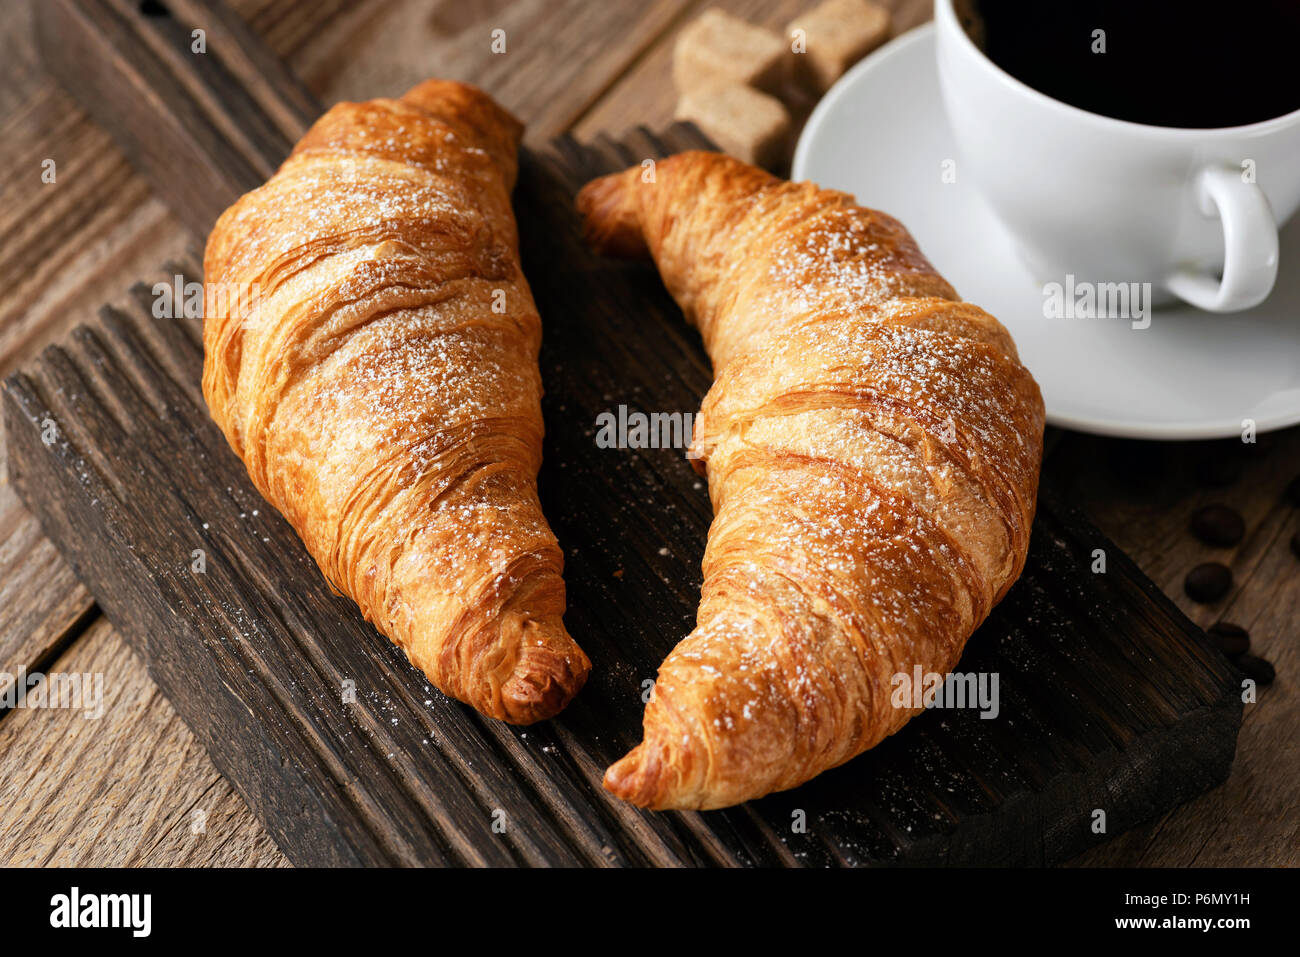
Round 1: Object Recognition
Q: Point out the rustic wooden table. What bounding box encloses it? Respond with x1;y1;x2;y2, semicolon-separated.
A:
0;0;1293;867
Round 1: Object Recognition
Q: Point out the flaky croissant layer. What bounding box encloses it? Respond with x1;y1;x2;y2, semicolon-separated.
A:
204;80;588;724
579;152;1044;809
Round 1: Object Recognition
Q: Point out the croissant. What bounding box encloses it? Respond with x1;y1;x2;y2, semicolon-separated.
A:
578;152;1045;809
203;80;589;724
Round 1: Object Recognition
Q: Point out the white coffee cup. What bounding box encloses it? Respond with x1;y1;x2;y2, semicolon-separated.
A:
934;0;1300;312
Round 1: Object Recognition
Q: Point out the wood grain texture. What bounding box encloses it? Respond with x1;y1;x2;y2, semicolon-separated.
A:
33;0;313;239
0;618;285;867
1053;433;1299;866
32;0;705;234
0;0;147;687
2;122;1243;866
287;0;695;142
0;86;190;381
0;0;362;383
0;448;93;677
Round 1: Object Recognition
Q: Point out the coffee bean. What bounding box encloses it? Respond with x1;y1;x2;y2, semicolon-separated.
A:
1189;503;1245;547
1193;455;1241;487
1235;654;1275;686
1184;562;1232;603
1285;475;1300;507
1207;621;1250;656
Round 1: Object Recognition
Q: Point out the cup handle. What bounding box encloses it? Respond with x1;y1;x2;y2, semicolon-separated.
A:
1167;165;1279;313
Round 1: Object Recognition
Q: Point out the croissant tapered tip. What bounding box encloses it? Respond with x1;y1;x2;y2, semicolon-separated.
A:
602;745;657;807
603;737;685;809
498;626;590;725
576;172;649;259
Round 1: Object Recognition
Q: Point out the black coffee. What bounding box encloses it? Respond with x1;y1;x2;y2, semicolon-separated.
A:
962;0;1300;128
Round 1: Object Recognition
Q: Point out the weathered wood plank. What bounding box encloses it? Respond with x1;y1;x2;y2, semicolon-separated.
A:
0;441;94;676
286;0;696;143
0;618;286;867
33;0;701;239
0;258;221;679
1053;432;1300;865
33;0;304;235
0;89;192;379
0;0;341;381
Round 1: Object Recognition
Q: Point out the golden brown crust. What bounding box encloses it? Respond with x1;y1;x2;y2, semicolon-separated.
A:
204;80;588;725
578;151;1044;808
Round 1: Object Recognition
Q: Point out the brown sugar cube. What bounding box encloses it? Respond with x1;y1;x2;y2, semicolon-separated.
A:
786;0;892;95
675;84;792;168
672;9;790;96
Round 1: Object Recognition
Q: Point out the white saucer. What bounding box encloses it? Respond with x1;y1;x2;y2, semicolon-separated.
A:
793;24;1300;439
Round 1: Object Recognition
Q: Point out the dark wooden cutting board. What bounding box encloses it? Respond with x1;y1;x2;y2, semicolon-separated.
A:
5;0;1242;866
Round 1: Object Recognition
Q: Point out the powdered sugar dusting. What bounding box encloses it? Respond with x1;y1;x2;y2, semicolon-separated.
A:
632;158;1043;800
204;91;576;714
